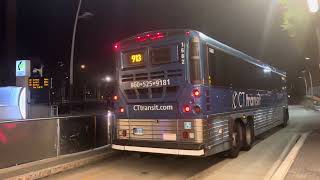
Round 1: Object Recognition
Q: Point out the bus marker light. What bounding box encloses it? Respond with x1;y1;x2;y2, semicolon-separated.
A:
193;89;200;97
114;44;120;49
184;105;191;112
136;33;165;42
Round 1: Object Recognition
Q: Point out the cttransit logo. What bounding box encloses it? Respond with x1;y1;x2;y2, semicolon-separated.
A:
232;91;261;109
133;104;174;111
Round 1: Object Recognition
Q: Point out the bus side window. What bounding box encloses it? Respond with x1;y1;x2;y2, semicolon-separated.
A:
207;46;216;86
189;37;201;84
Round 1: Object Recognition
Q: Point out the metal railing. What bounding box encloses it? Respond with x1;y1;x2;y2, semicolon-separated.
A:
0;111;115;169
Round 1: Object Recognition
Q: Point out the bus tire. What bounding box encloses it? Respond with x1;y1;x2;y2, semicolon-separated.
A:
228;121;243;158
242;119;254;151
281;108;289;128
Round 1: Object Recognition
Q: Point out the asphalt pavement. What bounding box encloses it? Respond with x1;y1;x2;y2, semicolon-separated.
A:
43;106;320;180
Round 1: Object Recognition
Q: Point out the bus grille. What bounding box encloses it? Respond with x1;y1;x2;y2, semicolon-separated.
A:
121;69;183;99
121;69;182;82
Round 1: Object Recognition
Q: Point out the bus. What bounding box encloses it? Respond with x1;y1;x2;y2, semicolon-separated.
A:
112;29;288;157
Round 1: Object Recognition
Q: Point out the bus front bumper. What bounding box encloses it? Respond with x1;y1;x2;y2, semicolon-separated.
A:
112;144;205;156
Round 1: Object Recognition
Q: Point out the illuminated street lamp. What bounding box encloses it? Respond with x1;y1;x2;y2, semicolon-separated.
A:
305;57;311;60
80;64;86;70
307;0;319;13
104;76;112;82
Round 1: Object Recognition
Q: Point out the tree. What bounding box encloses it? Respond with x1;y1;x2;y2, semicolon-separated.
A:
280;0;320;88
279;0;312;38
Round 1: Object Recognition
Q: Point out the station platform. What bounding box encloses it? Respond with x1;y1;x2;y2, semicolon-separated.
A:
0;146;113;180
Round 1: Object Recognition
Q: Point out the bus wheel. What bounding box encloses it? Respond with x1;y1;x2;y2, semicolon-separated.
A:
281;108;289;128
242;120;254;151
228;121;243;158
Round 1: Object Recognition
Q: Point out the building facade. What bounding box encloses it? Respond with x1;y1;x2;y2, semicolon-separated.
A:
0;0;16;86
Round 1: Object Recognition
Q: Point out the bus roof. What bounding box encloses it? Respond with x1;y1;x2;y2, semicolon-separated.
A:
116;29;286;77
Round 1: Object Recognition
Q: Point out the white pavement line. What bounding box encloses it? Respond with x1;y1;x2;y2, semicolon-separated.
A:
5;151;115;180
269;132;310;180
263;134;300;180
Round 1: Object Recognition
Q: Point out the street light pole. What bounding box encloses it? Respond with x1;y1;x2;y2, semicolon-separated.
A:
316;21;320;70
304;57;314;96
309;70;314;96
69;0;83;100
304;75;308;96
301;70;309;96
299;75;309;96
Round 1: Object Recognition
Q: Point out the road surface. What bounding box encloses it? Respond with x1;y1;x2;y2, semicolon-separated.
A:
45;106;320;180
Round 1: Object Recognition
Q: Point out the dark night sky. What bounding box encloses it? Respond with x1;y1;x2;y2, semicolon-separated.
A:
5;0;314;86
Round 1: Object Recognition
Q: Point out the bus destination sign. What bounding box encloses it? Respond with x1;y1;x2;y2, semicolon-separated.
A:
28;77;50;89
130;53;143;64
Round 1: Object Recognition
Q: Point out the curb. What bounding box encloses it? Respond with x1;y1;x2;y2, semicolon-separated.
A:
5;150;115;180
263;134;300;180
264;132;310;180
270;132;309;180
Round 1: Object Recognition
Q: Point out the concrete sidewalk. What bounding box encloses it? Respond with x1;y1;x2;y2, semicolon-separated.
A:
285;131;320;180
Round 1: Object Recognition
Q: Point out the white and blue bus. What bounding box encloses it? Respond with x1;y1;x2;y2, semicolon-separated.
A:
112;29;288;157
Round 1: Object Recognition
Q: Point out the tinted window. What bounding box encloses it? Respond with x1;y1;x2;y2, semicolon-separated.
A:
151;47;171;64
189;39;201;83
206;45;285;91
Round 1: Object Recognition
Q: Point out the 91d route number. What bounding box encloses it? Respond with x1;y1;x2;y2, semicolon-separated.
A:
130;79;171;88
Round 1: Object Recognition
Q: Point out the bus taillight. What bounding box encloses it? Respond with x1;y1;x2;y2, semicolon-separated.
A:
122;130;127;137
184;105;191;112
193;89;201;97
182;131;189;139
119;107;125;113
114;44;120;49
113;95;119;101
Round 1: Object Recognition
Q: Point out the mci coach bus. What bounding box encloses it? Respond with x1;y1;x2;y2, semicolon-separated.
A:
112;29;288;157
